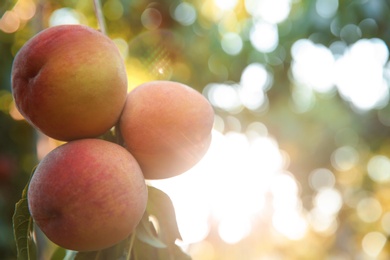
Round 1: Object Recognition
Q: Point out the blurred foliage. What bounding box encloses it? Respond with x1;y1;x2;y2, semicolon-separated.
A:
1;0;390;259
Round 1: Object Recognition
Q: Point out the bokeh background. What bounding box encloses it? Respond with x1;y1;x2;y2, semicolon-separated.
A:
1;0;390;259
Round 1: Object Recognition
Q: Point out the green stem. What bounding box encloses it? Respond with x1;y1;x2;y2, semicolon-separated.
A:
127;233;137;260
93;0;106;35
94;250;102;260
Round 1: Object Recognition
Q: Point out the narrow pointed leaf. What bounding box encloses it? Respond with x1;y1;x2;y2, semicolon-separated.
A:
13;168;37;260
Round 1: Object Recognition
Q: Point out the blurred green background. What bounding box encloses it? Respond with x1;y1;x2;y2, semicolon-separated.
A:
1;0;390;259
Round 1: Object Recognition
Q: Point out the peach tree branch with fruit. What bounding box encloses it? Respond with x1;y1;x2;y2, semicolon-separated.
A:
11;2;214;259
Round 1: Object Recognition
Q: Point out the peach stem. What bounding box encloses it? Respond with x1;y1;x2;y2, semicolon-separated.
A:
93;0;107;35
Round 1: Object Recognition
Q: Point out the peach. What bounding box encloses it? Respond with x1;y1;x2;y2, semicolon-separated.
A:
11;25;127;141
27;139;147;251
119;81;214;179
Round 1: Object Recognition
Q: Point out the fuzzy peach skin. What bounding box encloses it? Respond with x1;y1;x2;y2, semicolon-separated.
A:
119;81;214;179
11;25;127;141
27;139;147;251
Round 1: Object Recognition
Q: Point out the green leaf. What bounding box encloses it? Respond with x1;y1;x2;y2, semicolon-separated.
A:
135;211;166;248
132;236;192;260
50;247;66;260
171;245;192;260
12;168;37;260
132;186;192;260
146;186;182;244
132;237;159;260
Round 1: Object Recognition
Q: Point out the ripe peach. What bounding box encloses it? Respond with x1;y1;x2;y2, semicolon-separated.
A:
119;81;214;179
11;25;127;141
27;139;147;251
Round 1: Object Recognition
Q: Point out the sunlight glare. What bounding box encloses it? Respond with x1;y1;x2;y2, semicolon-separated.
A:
14;0;36;20
239;88;265;111
240;63;271;92
309;207;338;235
248;137;284;174
290;83;315;113
381;212;390;235
0;11;20;33
291;37;390;111
270;172;300;212
218;215;252;244
103;0;124;21
150;125;292;245
309;187;342;235
239;63;272;110
214;0;238;11
246;121;268;137
188;241;215;260
334;38;389;110
141;8;162;30
309;168;336;191
205;77;273;113
367;155;390;183
291;39;335;93
0;0;36;33
362;232;387;258
49;8;82;26
221;32;243;55
316;0;338;19
330;146;359;171
313;188;343;216
250;21;278;53
245;0;292;24
356;197;382;223
205;83;243;113
173;3;197;26
272;210;308;240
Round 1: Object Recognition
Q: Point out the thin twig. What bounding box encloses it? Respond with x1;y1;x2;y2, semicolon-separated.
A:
94;250;102;260
93;0;107;35
127;233;137;260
